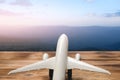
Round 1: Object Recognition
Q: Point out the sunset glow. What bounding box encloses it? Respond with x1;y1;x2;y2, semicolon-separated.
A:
0;0;120;28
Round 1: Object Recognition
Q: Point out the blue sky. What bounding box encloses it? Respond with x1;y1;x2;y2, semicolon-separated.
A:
0;0;120;27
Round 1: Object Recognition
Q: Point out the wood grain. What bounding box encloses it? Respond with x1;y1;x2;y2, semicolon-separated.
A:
0;51;120;80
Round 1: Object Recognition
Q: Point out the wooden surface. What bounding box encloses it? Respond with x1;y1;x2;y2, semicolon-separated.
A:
0;51;120;80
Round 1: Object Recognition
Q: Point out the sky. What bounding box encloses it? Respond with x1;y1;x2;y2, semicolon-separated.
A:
0;0;120;28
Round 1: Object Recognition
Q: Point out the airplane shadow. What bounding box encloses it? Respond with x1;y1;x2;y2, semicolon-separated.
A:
71;78;83;80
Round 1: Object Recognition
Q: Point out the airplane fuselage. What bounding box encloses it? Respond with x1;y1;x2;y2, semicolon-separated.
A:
53;34;68;80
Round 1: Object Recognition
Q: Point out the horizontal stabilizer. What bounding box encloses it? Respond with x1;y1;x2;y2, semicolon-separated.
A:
8;57;55;75
67;57;111;74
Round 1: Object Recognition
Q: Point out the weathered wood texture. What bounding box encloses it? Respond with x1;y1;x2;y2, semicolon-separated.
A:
0;51;120;80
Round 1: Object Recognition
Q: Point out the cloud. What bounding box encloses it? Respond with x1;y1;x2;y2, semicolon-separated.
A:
104;11;120;17
0;9;22;16
85;0;94;2
10;0;32;6
85;13;97;17
0;0;5;3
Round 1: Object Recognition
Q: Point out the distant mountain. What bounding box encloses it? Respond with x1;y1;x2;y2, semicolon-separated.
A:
0;26;120;51
106;42;120;50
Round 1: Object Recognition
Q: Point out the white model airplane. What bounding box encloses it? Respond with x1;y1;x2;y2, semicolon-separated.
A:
8;34;111;80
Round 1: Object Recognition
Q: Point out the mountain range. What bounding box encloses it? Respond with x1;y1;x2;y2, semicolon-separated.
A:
0;26;120;51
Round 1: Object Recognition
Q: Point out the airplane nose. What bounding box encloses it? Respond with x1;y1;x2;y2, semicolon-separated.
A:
60;34;68;40
61;34;67;37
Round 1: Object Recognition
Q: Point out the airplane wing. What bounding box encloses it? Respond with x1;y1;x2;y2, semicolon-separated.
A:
8;57;55;75
67;57;111;74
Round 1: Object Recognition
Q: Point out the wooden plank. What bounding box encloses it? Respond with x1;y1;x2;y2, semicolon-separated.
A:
0;51;120;80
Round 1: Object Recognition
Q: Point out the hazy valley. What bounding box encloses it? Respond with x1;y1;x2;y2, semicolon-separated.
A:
0;26;120;51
